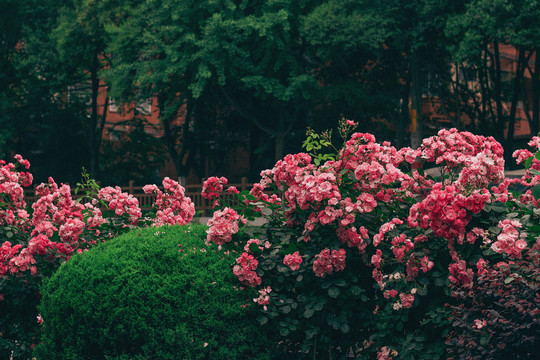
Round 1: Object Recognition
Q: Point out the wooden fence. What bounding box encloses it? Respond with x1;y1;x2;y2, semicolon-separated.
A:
23;177;253;217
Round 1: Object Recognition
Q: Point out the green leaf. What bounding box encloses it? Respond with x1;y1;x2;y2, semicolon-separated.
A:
488;226;501;234
350;285;362;296
305;329;318;339
489;203;507;213
304;309;315;318
434;278;446;287
340;323;350;334
256;315;268;325
531;184;540;201
313;302;325;311
282;305;291;314
524;156;533;169
321;280;331;289
280;327;290;336
6;231;13;239
479;335;490;346
417;287;428;296
328;287;340;298
333;278;347;287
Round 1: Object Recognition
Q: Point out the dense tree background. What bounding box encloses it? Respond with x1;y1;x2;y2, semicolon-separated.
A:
1;0;538;184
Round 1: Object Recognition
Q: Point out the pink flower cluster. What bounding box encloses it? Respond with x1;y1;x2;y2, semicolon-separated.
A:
408;183;491;241
312;248;346;278
377;346;397;360
336;225;369;252
283;251;302;271
248;183;281;205
1;170;108;276
401;292;415;308
420;128;504;171
337;132;414;201
1;241;25;275
233;252;261;287
98;186;142;225
201;176;228;207
405;254;434;281
203;127;540;326
472;319;487;330
143;177;195;226
491;219;528;258
253;286;272;310
448;260;474;288
1;155;201;280
511;137;540;207
206;207;246;245
1;156;32;227
456;149;505;189
513;136;540;171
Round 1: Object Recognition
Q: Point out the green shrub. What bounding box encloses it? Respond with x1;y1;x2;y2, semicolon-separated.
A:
34;224;280;360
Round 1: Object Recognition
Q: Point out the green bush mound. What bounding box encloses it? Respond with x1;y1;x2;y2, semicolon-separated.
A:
34;225;279;360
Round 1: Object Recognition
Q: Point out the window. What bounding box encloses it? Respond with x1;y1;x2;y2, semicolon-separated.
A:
109;97;119;113
137;98;151;115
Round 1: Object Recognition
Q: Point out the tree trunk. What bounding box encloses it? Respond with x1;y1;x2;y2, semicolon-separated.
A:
492;40;505;143
396;69;411;149
479;46;489;132
274;133;286;161
506;49;526;164
532;49;540;136
410;51;423;149
158;93;181;177
176;97;195;181
88;50;100;178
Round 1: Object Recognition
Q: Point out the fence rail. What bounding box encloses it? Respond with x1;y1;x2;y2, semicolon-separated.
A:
23;177;253;217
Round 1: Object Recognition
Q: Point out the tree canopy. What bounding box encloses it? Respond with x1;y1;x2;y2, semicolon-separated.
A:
2;0;538;183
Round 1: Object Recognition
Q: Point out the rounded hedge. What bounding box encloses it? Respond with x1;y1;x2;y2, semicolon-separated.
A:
34;224;279;360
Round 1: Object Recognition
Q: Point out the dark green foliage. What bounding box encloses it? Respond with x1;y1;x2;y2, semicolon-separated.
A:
0;275;41;360
35;225;280;360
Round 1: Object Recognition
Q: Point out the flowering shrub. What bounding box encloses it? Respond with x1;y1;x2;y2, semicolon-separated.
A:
201;176;228;208
0;160;193;359
143;177;195;226
204;120;540;358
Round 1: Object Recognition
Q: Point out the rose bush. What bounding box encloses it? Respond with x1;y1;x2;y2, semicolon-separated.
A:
2;118;539;359
0;160;194;359
204;119;539;359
